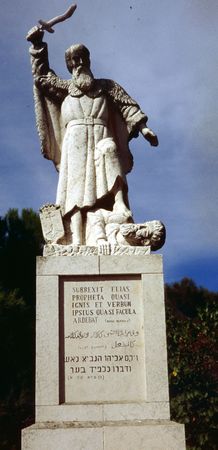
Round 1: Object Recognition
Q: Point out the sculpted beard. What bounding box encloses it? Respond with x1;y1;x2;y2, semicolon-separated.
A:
73;66;94;91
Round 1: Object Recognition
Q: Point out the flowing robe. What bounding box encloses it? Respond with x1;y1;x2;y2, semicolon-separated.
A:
29;42;148;217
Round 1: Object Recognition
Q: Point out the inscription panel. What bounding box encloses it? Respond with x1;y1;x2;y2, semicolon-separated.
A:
61;276;146;403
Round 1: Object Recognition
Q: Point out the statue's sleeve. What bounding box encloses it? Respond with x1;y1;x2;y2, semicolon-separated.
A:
104;80;148;140
29;43;69;170
29;42;69;103
100;79;148;174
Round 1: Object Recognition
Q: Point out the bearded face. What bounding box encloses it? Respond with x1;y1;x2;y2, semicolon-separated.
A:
72;64;94;91
65;44;94;92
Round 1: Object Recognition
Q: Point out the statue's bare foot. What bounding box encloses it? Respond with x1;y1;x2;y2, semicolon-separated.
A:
73;239;82;247
55;236;68;245
70;210;82;246
72;234;82;248
97;239;111;255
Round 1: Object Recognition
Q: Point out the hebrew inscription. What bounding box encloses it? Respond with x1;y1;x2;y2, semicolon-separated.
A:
61;276;146;403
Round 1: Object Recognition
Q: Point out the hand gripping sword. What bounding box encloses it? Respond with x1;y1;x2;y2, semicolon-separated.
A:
38;4;77;33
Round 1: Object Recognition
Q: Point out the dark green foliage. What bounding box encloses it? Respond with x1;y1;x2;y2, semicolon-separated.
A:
0;209;43;450
0;210;217;449
0;209;43;299
166;278;218;449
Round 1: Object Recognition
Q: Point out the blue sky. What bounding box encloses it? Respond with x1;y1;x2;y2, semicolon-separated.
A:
0;0;218;290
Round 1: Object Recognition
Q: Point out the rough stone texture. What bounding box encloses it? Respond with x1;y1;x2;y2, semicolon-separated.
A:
23;13;181;449
22;255;186;449
63;276;145;403
35;402;170;423
22;421;186;450
27;27;162;248
43;243;151;257
35;275;59;406
39;204;65;243
34;255;168;414
142;273;169;402
22;423;103;450
39;204;165;252
104;421;186;450
36;255;99;276
99;254;163;274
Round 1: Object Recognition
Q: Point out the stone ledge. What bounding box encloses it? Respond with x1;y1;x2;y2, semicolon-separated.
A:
43;244;151;257
22;420;186;450
36;401;170;422
36;254;163;275
24;419;180;428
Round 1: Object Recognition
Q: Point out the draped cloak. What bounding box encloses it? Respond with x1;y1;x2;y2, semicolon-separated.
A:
30;43;148;217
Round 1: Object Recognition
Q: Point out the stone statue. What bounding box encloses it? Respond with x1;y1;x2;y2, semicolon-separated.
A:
27;6;165;254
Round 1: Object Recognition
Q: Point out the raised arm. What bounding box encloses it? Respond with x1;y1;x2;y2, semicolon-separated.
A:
26;26;69;103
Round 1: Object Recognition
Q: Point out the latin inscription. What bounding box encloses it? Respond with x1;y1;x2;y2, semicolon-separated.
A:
63;277;146;403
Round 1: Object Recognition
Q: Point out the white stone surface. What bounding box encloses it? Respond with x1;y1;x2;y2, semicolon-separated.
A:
35;256;169;412
104;421;186;450
35;401;170;423
22;255;186;449
103;401;170;421
37;255;99;275
36;275;59;405
63;276;146;403
142;273;169;402
36;404;104;422
44;244;99;256
99;254;163;274
22;424;103;450
22;421;186;450
43;243;151;257
35;255;168;413
40;217;165;252
37;254;163;276
28;29;161;247
39;204;65;243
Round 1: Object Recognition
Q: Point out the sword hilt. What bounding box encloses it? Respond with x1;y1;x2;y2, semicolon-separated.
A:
38;20;55;33
38;4;77;33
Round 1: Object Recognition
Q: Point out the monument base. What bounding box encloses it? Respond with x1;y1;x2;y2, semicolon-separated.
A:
21;254;186;449
22;420;185;450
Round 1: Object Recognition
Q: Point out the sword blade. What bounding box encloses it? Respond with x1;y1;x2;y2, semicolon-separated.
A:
38;4;77;33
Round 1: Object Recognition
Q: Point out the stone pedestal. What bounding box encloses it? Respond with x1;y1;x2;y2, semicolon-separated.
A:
22;254;186;449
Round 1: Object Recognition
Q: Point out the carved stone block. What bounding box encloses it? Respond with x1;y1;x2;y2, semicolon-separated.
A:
39;204;65;243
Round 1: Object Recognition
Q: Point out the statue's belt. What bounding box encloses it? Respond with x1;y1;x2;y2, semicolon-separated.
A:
67;118;107;127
